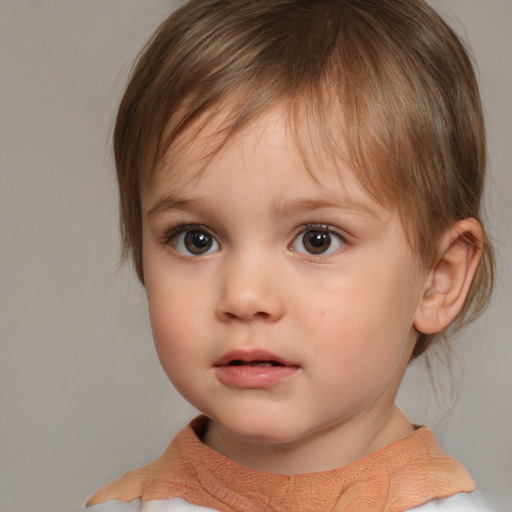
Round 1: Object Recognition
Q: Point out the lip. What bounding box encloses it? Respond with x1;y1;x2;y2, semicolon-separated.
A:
214;350;300;388
214;349;295;367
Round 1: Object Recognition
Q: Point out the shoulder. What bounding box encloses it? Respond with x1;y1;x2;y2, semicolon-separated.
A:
406;491;494;512
86;497;220;512
86;417;210;508
85;466;148;507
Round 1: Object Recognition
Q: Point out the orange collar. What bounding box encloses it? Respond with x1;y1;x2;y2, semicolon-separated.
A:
88;416;475;512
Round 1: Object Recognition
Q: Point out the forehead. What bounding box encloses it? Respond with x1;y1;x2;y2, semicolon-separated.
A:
145;103;382;215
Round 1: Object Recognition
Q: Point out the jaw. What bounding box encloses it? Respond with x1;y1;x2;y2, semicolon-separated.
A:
203;402;414;475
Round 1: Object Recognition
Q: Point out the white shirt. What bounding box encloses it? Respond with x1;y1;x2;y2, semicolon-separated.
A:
86;492;493;512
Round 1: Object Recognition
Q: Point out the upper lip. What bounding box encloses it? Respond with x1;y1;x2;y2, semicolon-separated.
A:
214;349;297;367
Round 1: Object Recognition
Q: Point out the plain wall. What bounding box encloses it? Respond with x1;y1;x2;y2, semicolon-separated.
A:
1;1;510;511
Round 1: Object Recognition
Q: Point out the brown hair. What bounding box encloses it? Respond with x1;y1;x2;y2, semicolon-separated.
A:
113;0;494;357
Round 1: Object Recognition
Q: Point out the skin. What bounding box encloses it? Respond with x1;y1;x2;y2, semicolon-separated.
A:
140;107;466;475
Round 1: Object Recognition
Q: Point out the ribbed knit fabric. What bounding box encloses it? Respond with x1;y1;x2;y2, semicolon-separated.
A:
87;416;475;512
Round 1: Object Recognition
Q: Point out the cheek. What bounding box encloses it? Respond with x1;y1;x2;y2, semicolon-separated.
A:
149;297;210;401
148;300;183;376
303;263;420;363
145;274;209;374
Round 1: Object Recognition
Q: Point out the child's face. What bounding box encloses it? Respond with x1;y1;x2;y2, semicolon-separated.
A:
141;107;427;452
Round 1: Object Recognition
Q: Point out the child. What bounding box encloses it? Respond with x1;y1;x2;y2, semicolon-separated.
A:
86;0;495;510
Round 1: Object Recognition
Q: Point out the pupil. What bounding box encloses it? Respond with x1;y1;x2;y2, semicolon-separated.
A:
304;230;331;253
184;231;212;254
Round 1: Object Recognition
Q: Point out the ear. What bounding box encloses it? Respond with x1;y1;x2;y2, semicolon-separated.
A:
414;218;483;335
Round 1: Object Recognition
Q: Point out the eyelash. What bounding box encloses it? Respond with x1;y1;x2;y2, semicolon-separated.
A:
162;223;219;256
290;223;346;260
162;223;212;244
161;223;347;258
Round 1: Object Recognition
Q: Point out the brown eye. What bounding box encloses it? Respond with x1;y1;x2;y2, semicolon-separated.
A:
184;231;212;254
291;226;344;256
303;230;331;254
172;229;219;256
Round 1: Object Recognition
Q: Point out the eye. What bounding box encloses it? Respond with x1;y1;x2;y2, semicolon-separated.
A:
291;226;344;256
171;228;220;256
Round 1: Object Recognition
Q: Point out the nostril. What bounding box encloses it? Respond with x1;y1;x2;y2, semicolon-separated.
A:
215;286;284;322
223;310;270;321
254;311;271;319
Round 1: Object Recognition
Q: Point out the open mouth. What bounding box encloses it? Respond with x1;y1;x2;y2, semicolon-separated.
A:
215;353;299;388
228;360;284;367
215;350;293;367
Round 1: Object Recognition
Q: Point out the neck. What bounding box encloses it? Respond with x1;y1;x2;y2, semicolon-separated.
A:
203;404;414;475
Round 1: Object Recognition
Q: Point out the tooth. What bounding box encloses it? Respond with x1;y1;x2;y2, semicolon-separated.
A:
227;360;283;367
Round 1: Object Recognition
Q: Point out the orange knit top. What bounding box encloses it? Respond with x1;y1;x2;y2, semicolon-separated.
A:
87;416;476;512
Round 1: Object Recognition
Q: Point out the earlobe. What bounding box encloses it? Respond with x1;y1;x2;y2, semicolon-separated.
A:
414;219;483;335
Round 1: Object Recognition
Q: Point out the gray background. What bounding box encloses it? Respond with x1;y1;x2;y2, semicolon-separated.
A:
1;1;510;511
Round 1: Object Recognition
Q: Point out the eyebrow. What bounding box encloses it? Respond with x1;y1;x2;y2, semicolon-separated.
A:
147;194;378;219
147;196;201;216
270;197;378;219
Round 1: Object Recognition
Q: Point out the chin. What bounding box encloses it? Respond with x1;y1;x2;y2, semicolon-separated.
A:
213;411;308;446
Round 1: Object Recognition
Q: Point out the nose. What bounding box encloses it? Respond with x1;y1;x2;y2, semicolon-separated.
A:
215;254;284;323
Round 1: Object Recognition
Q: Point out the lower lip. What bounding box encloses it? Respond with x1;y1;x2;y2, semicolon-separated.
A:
215;365;299;388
